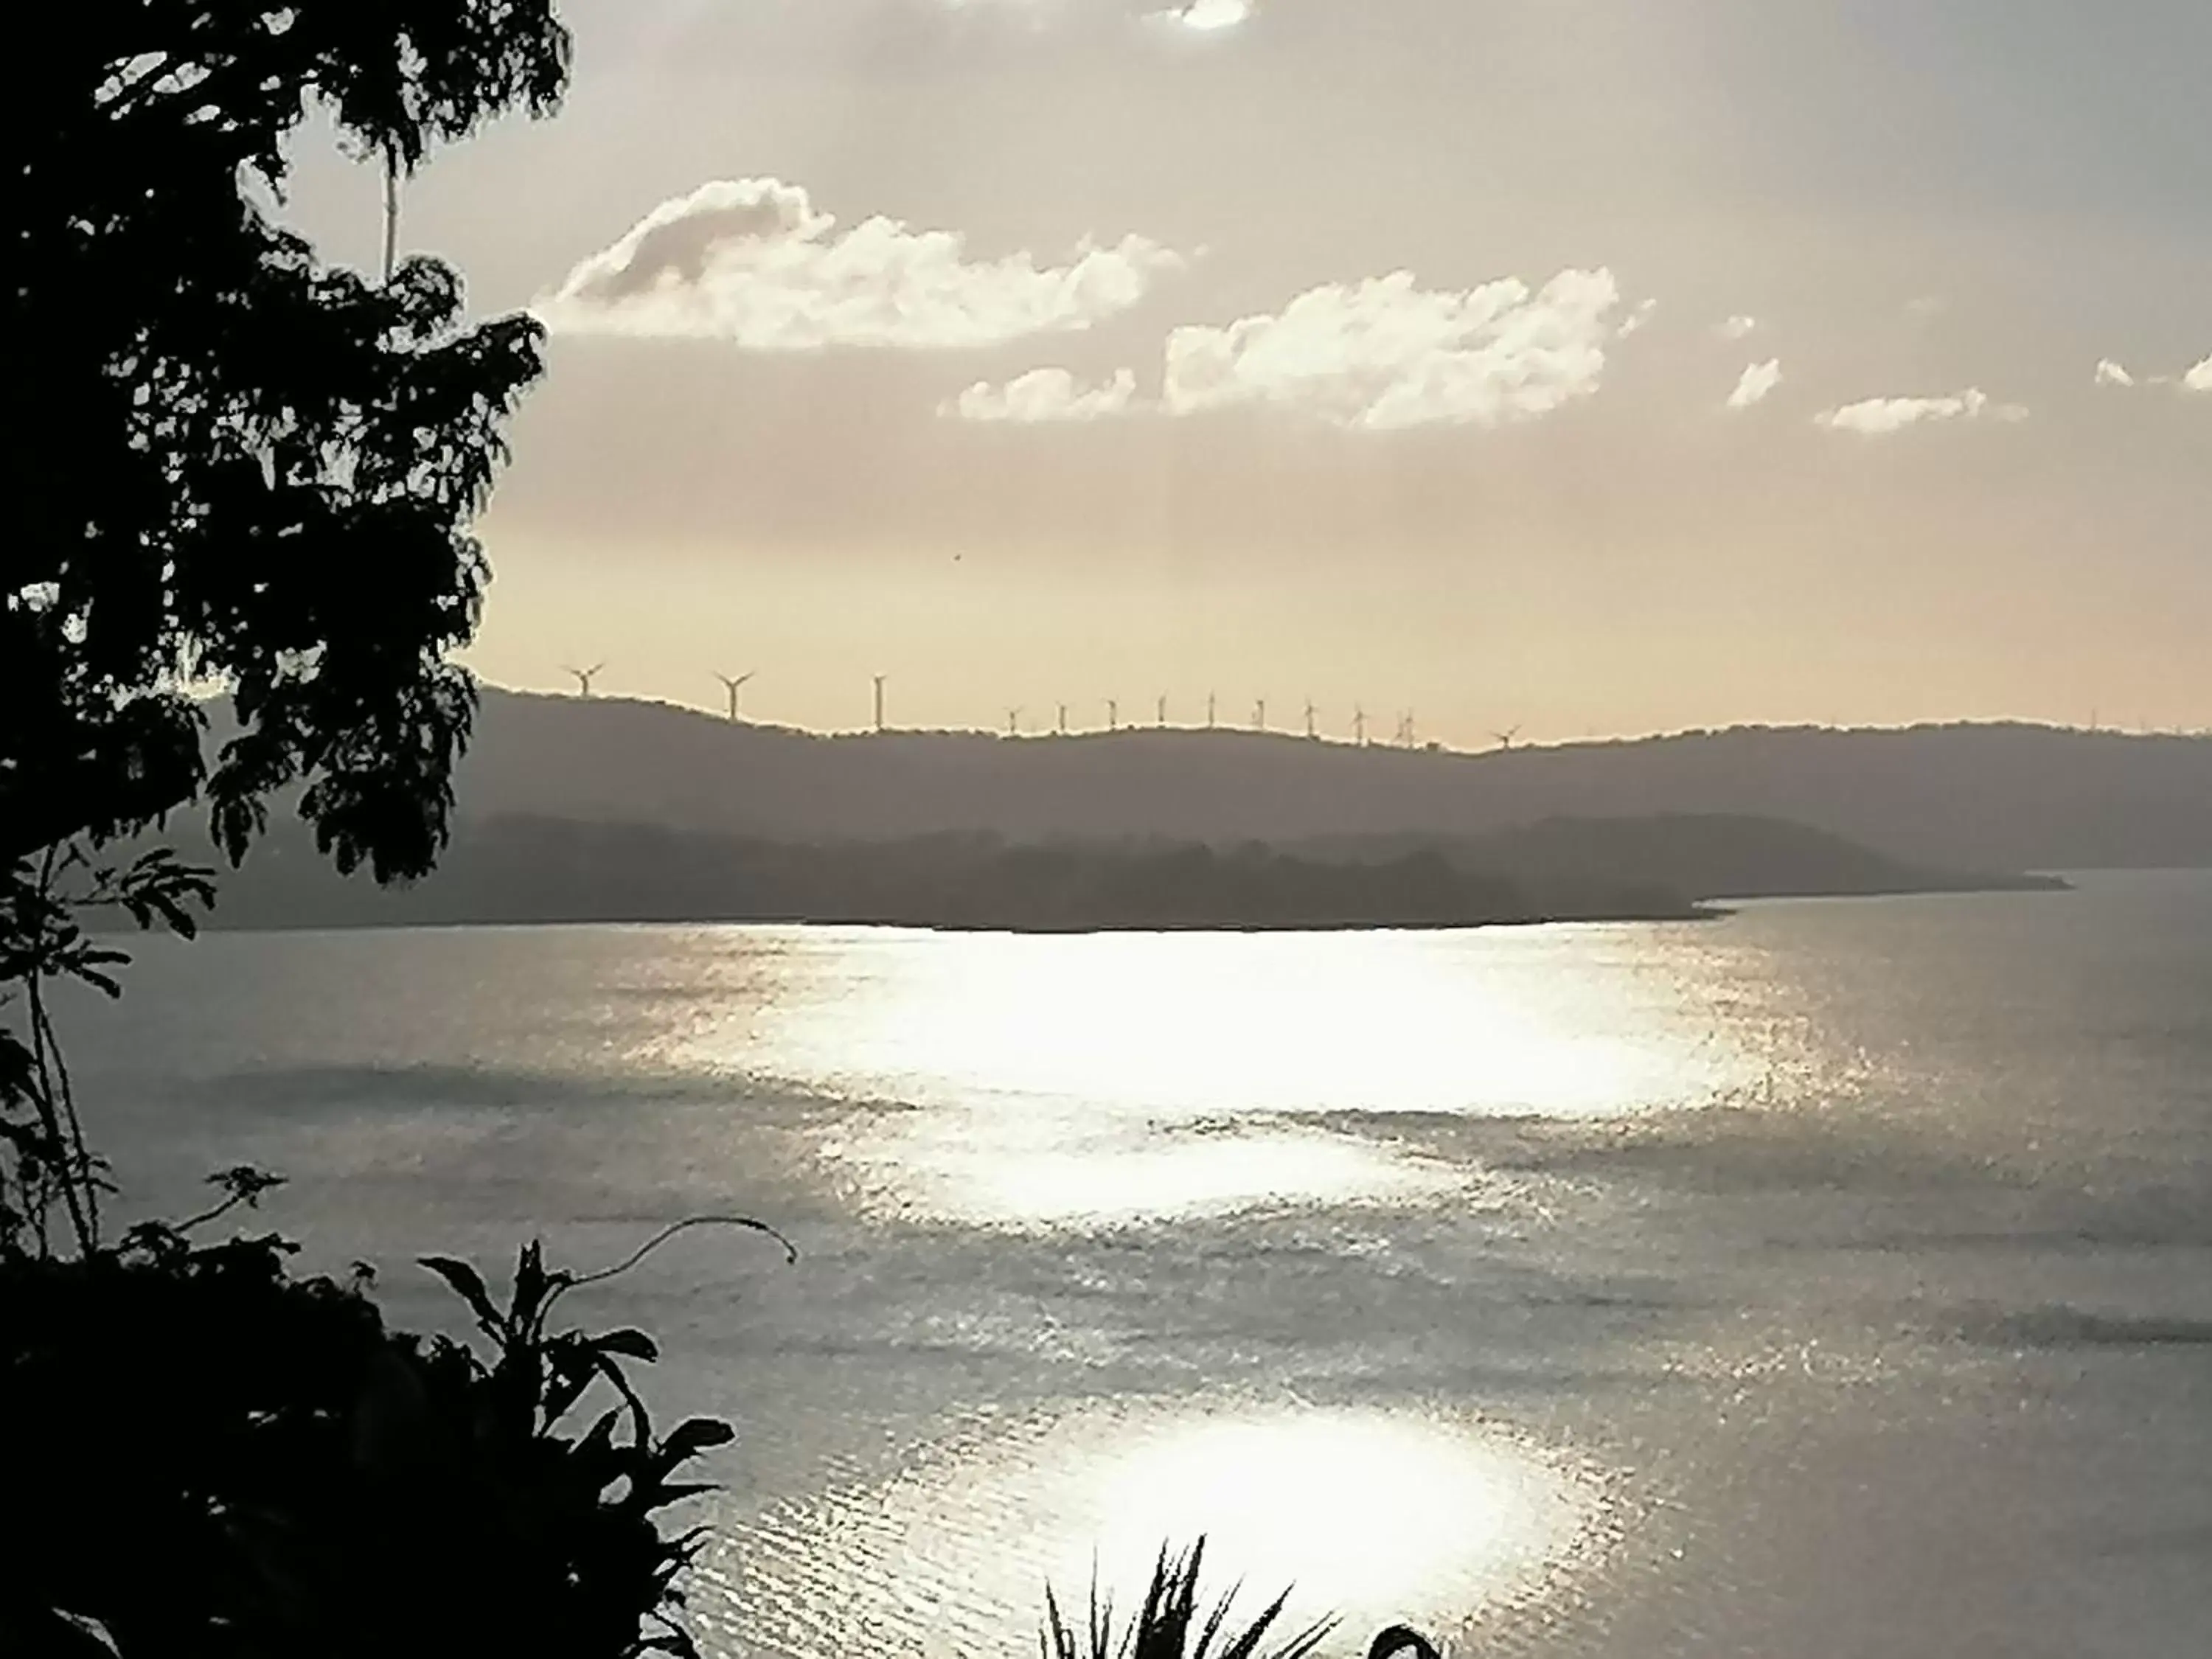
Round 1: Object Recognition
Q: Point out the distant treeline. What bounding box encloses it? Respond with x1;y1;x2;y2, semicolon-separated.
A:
1294;813;2067;902
191;818;1697;932
169;811;2060;934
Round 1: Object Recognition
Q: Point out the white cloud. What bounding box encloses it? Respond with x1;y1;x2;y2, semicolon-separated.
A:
1716;315;1759;341
536;178;1183;350
1150;0;1255;29
2185;355;2212;394
1727;359;1783;411
2095;358;2136;388
947;367;1140;422
1160;268;1624;431
1816;388;2028;435
1617;298;1659;340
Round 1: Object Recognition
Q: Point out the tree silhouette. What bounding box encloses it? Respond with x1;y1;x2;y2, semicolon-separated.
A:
9;2;568;880
0;13;810;1658
5;2;570;1252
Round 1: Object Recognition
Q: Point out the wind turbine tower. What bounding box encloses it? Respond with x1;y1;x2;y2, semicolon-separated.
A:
1353;705;1367;746
1304;699;1318;740
872;674;888;733
1107;698;1119;731
1253;698;1267;731
1057;701;1069;735
1006;706;1023;737
1492;725;1522;751
1157;694;1168;728
714;671;755;722
1206;692;1217;730
563;662;605;698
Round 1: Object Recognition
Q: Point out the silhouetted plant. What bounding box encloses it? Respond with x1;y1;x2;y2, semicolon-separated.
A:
1;843;218;1256
1042;1543;1444;1659
0;1214;793;1658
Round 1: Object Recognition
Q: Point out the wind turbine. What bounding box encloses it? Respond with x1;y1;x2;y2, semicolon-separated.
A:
1006;706;1023;737
563;662;605;698
1492;724;1522;751
1353;705;1368;746
1206;692;1217;730
1304;698;1318;740
713;671;755;722
1253;698;1267;731
1157;694;1168;728
1057;701;1069;735
1106;698;1119;731
872;673;888;733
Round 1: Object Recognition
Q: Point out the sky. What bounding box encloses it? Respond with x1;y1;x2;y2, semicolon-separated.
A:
284;0;2210;745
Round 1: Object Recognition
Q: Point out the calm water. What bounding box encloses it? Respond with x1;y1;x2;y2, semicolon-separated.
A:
72;872;2212;1658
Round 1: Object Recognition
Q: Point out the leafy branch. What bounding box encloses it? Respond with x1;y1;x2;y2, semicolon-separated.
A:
1;842;216;1259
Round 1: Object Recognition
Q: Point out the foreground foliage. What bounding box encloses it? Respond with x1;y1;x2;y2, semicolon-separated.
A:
5;0;571;1255
1043;1543;1441;1659
0;1222;782;1658
0;13;776;1658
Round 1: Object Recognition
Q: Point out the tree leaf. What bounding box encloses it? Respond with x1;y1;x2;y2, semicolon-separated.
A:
594;1327;659;1363
418;1254;503;1332
661;1417;735;1461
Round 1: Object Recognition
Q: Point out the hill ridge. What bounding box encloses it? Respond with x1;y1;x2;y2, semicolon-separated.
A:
447;686;2212;872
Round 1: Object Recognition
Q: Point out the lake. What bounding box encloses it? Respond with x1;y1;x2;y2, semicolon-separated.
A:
70;871;2212;1658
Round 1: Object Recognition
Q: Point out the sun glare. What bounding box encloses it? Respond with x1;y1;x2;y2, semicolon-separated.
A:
663;925;1756;1225
714;1403;1605;1657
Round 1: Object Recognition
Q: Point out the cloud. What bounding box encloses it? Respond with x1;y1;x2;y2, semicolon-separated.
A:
1816;388;2029;435
947;367;1140;422
536;178;1183;350
2185;355;2212;394
1727;359;1783;411
2095;358;2136;388
1159;268;1624;430
1617;298;1659;340
1147;0;1255;31
1716;315;1759;341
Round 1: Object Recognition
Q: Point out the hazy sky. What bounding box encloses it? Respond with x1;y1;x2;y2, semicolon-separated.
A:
286;0;2210;744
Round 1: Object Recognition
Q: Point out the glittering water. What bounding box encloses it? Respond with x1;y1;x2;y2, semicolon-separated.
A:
72;872;2212;1657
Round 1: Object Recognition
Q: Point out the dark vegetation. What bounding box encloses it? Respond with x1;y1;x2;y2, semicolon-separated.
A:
168;815;1699;931
1290;815;2067;902
0;7;1435;1656
4;1215;785;1658
1;6;776;1655
162;810;2056;934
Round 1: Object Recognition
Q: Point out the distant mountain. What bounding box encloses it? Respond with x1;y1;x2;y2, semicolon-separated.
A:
447;689;2212;872
181;811;2053;934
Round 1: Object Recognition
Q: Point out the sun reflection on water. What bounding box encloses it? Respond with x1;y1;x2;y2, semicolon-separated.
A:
658;925;1759;1225
739;928;1720;1121
705;1404;1606;1658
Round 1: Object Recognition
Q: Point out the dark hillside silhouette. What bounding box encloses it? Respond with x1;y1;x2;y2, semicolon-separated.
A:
1296;814;2067;901
162;818;1688;931
171;812;2051;934
450;689;2212;872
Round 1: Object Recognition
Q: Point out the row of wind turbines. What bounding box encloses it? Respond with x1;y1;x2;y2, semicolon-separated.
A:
558;664;1528;750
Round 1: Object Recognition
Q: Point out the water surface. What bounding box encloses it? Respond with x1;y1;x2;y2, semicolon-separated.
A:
75;872;2212;1657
